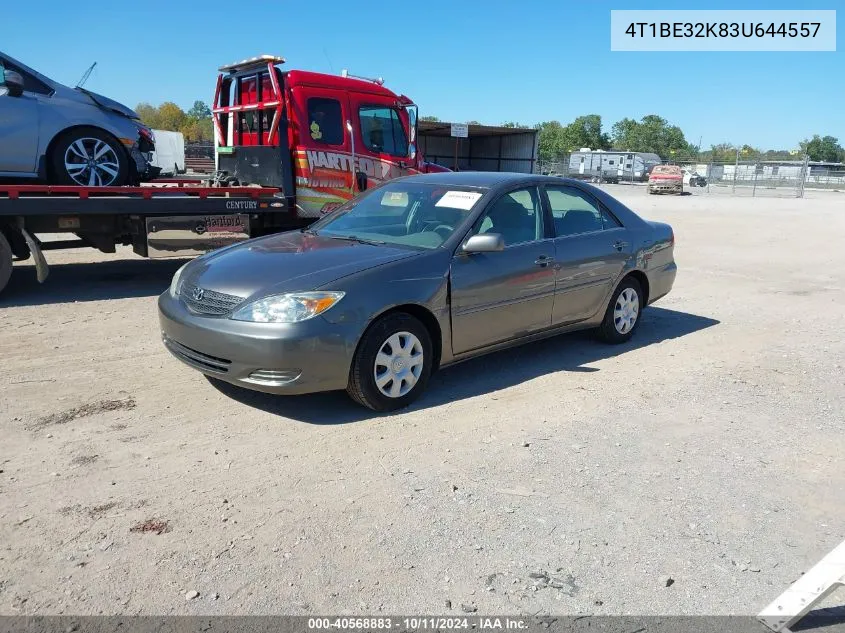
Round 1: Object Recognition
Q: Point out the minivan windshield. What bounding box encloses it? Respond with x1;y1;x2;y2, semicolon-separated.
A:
308;182;487;249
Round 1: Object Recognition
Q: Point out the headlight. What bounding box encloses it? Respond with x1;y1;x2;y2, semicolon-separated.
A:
169;263;188;297
231;291;345;323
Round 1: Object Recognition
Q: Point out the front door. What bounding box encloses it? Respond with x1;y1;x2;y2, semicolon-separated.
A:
290;86;353;216
349;96;416;189
545;185;631;324
0;60;40;175
450;186;556;354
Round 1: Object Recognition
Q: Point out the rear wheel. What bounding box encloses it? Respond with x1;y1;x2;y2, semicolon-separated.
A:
347;312;433;411
50;127;129;186
597;277;643;344
0;231;13;295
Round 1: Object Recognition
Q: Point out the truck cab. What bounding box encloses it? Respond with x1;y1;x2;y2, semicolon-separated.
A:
213;55;441;218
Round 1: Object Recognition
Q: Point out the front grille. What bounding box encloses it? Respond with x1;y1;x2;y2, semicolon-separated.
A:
164;337;231;374
179;282;244;316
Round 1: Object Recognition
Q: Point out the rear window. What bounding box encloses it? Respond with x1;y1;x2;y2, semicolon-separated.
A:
652;165;681;175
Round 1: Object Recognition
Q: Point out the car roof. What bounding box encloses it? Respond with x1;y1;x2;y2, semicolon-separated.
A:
398;171;584;189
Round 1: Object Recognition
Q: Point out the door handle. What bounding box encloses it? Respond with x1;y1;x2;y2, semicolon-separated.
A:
534;255;555;266
613;240;628;251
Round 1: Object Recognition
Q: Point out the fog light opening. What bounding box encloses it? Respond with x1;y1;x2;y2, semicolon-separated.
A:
245;369;302;386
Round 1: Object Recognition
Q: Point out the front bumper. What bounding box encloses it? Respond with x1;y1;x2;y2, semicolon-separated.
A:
158;292;359;395
648;181;683;193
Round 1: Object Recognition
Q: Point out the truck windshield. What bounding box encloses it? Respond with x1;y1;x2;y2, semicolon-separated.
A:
309;183;486;250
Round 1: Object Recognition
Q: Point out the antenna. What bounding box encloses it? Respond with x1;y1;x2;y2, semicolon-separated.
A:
75;62;97;89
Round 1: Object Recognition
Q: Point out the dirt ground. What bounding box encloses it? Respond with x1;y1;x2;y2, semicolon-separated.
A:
1;186;844;616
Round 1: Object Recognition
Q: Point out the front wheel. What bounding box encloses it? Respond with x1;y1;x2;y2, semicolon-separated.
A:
347;313;433;411
50;128;129;186
597;277;643;344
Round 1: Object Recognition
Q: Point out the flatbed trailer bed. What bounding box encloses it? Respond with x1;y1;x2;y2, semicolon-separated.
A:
0;183;309;295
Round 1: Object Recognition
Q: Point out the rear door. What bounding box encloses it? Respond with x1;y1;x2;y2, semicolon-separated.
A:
544;184;631;324
349;93;416;190
290;85;353;217
450;186;555;354
0;58;42;175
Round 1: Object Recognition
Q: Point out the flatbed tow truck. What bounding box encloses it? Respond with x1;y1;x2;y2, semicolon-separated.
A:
0;181;286;294
0;54;446;296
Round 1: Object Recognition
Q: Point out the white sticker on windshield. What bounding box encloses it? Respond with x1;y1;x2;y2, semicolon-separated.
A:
435;191;482;210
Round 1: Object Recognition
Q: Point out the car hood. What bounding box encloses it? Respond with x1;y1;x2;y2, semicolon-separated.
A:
76;88;140;119
184;231;420;300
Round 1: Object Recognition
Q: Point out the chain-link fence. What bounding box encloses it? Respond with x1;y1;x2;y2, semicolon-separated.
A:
538;152;845;198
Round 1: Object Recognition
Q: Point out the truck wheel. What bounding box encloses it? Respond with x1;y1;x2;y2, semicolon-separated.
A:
347;312;433;412
50;127;129;187
0;232;13;295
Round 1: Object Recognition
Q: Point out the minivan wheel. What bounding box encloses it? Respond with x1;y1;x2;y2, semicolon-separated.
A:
597;277;643;344
50;128;129;187
347;312;433;411
0;231;13;295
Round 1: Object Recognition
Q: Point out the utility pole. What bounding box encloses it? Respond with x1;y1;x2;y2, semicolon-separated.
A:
732;147;739;194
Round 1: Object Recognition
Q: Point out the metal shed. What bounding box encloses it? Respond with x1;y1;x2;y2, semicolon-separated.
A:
417;121;539;174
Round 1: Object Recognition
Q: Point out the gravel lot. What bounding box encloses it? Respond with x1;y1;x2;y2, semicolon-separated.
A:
1;187;843;616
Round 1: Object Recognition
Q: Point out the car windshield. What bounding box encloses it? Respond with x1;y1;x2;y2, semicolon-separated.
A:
308;182;487;249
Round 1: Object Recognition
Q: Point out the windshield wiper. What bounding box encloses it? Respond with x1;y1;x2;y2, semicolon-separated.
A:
324;234;386;246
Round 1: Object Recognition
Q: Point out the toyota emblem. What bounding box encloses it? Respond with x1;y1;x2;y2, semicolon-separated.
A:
192;287;205;301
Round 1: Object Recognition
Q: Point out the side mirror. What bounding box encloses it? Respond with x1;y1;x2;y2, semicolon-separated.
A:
408;142;416;161
463;233;505;253
355;171;368;192
3;70;24;97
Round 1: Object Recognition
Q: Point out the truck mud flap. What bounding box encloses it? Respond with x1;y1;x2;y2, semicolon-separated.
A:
20;226;49;283
146;214;250;259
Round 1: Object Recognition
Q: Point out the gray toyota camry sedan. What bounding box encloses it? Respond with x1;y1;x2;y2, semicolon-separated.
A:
158;172;676;411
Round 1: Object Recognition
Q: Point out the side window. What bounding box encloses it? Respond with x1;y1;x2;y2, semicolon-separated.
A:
359;106;407;157
476;187;543;247
601;207;622;229
307;98;344;145
545;187;609;237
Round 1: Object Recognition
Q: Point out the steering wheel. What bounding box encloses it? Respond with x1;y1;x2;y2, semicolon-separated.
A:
426;224;453;239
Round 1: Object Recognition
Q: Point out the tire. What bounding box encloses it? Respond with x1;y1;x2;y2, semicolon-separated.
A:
50;127;129;186
597;276;643;344
0;231;13;296
347;312;433;412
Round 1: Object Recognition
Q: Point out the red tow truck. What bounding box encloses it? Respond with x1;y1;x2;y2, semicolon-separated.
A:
0;55;446;296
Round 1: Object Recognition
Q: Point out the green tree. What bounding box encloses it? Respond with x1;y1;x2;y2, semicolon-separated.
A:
536;120;566;164
187;100;211;120
611;115;694;158
501;121;529;128
559;115;610;152
135;102;160;128
420;115;440;122
800;135;845;162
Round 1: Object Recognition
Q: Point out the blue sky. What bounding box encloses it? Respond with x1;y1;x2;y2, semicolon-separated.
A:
3;0;842;150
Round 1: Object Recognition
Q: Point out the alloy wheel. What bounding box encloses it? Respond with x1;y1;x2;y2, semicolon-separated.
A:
64;138;121;186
